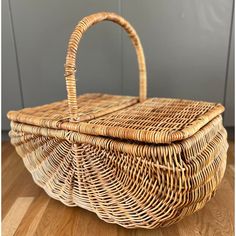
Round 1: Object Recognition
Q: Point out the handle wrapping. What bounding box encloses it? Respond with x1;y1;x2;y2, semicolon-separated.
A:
65;12;147;120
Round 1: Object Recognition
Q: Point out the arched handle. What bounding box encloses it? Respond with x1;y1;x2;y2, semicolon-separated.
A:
65;12;147;120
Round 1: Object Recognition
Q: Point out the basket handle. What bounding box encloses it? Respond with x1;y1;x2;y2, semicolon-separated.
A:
65;12;147;120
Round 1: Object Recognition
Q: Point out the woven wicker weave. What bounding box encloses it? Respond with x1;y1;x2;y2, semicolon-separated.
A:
7;12;228;229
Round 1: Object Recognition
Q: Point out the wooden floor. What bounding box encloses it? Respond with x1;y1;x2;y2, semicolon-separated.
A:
2;138;234;236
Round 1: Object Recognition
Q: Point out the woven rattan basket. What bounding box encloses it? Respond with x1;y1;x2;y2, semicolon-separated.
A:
7;12;228;229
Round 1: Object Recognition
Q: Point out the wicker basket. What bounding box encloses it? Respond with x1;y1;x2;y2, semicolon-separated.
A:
7;12;228;229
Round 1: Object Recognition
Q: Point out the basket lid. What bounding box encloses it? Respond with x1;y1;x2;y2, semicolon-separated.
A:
8;93;224;144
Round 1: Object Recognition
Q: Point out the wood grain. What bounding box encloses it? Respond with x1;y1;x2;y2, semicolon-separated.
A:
2;139;234;236
2;197;34;236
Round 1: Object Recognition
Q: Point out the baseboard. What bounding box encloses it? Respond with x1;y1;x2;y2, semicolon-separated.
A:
2;130;10;141
226;127;234;140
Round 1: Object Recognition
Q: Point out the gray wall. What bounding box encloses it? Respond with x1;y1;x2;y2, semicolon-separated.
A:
224;13;235;126
2;0;234;131
2;0;23;130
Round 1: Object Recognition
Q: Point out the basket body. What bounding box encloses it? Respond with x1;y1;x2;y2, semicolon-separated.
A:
9;114;228;228
7;12;229;229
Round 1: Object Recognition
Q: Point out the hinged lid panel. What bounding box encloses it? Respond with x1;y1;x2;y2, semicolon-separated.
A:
78;97;224;143
7;93;138;129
